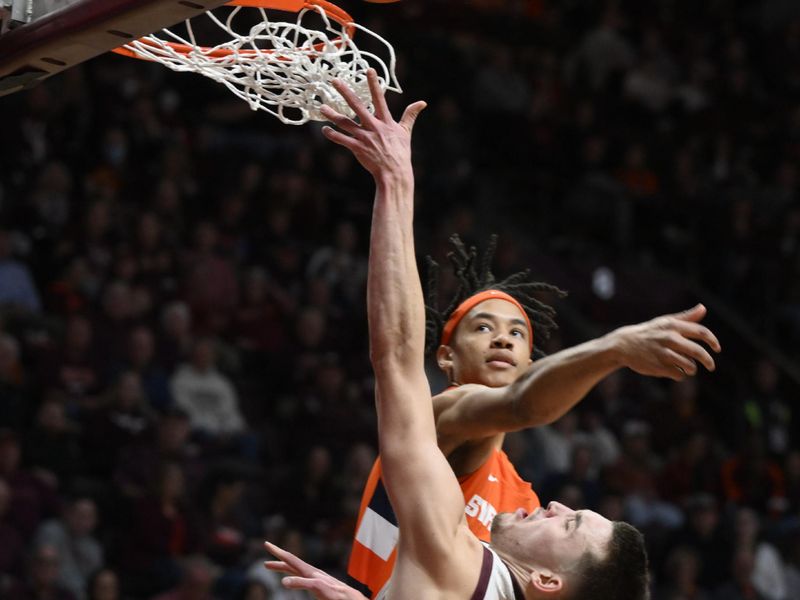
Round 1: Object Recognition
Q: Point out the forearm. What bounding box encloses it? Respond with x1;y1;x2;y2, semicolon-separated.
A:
367;173;433;446
509;306;722;426
508;333;624;426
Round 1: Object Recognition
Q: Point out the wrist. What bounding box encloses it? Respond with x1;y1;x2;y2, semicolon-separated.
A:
374;168;414;193
600;328;629;369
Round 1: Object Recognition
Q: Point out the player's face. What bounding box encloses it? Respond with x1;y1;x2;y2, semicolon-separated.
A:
490;502;614;576
440;299;533;387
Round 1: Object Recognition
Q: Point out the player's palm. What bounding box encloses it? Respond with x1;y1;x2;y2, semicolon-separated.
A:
321;69;425;179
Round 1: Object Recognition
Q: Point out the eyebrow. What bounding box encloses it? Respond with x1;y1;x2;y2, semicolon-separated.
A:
574;512;584;534
567;511;584;535
469;312;529;330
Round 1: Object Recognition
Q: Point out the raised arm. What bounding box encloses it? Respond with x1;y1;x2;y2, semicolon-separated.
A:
435;305;722;447
322;73;478;585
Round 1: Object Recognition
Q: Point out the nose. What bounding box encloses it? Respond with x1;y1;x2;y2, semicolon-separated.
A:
546;501;572;516
490;332;513;349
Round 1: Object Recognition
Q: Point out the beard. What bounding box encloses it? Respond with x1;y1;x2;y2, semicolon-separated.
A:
490;511;514;537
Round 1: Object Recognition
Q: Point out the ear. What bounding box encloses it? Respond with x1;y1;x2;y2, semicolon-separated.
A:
436;344;454;374
529;568;563;595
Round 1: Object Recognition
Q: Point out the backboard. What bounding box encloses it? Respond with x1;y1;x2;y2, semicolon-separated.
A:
0;0;230;96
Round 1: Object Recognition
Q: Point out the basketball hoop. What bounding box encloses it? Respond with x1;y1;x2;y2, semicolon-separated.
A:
112;0;401;125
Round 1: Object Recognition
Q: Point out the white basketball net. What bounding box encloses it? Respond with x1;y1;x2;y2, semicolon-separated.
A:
118;3;401;125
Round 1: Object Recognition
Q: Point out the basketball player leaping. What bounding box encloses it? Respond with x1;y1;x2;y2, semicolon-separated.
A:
314;83;718;599
268;69;655;598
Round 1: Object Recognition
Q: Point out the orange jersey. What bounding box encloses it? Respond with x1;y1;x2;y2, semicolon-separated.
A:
347;449;540;598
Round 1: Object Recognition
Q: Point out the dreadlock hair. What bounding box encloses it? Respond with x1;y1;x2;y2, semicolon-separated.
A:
424;234;567;358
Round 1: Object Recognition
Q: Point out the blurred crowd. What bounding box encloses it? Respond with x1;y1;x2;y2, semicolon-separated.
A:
0;0;799;599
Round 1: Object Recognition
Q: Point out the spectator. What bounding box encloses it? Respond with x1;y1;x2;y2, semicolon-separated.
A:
232;267;289;362
150;556;219;600
33;497;104;600
23;397;81;490
114;407;203;500
7;544;77;600
568;5;636;90
85;569;120;600
0;228;42;313
667;493;730;590
581;410;621;470
133;211;178;299
282;445;341;537
0;478;25;578
0;429;59;538
169;339;249;454
47;257;95;316
117;326;172;411
158;302;193;374
306;220;367;307
197;465;254;569
287;306;332;387
123;461;202;597
41;315;106;409
58;201;114;287
713;548;767;600
92;281;136;368
742;359;791;456
541;442;603;510
659;430;722;506
244;529;308;600
338;443;376;524
656;546;711;600
734;507;788;600
785;450;800;515
81;371;154;479
784;528;800;600
721;432;786;513
530;410;585;476
0;333;27;429
609;418;684;531
182;222;238;334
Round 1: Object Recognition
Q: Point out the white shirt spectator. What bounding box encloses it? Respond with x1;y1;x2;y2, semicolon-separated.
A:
752;541;788;600
170;363;244;435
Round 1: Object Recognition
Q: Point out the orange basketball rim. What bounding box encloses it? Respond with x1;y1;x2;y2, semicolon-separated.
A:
111;0;356;61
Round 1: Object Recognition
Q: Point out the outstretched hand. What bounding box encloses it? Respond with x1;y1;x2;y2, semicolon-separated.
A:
609;304;722;381
264;542;369;600
321;69;426;181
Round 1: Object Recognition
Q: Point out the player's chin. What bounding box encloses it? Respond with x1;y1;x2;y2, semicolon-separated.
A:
489;512;513;534
480;369;519;388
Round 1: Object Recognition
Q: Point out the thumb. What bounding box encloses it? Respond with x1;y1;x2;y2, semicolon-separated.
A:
672;303;706;322
400;101;427;133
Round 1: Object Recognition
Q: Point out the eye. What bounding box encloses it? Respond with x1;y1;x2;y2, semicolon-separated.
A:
511;328;525;338
477;323;491;332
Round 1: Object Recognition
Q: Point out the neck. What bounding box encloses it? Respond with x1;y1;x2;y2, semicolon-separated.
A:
490;546;535;599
